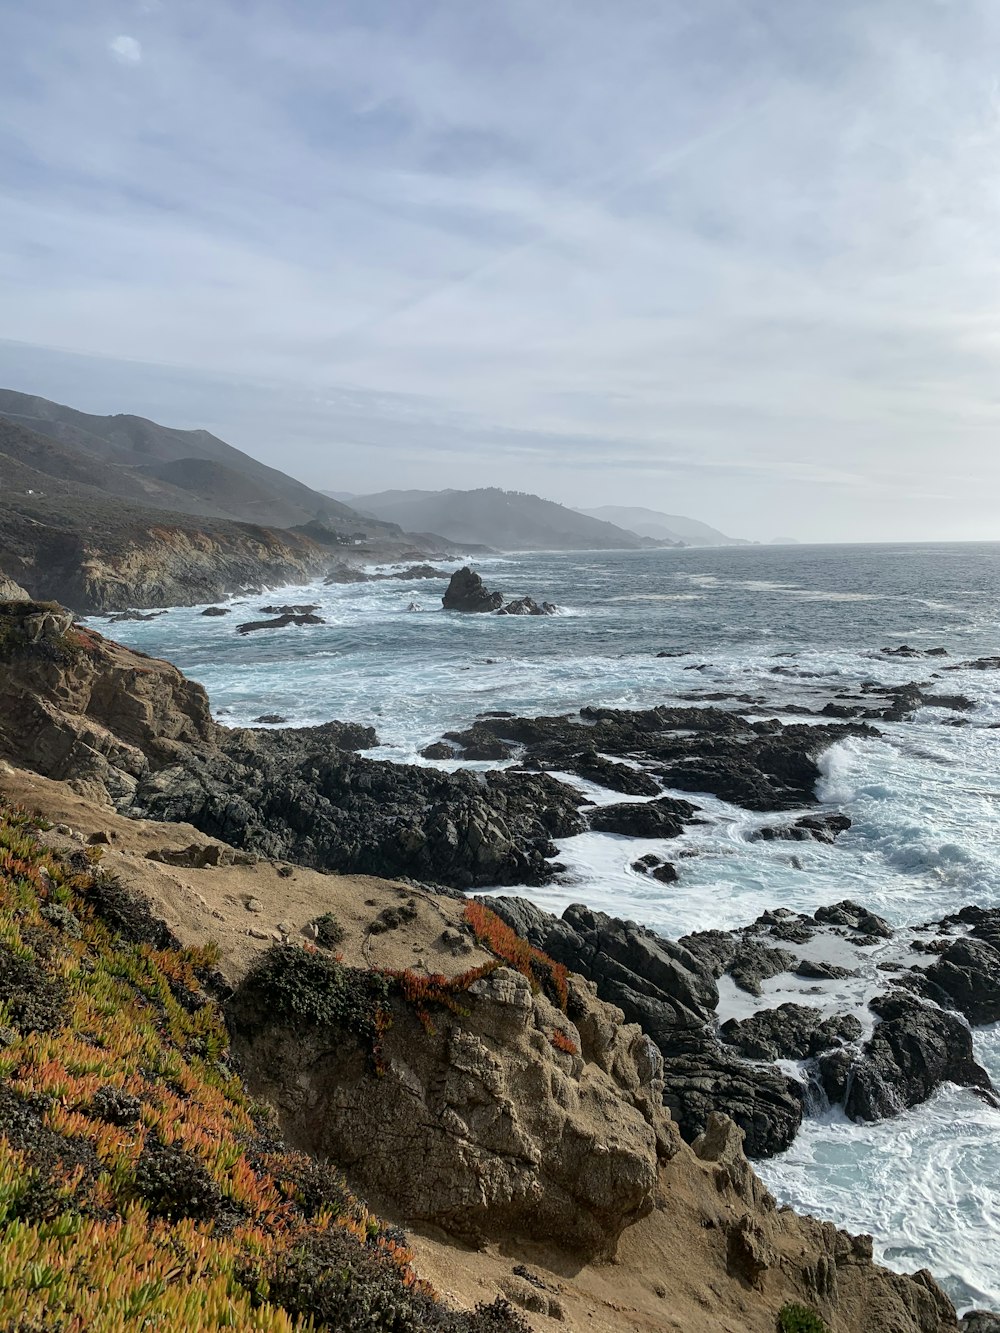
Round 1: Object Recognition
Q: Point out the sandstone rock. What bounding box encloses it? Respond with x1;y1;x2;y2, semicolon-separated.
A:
228;957;674;1260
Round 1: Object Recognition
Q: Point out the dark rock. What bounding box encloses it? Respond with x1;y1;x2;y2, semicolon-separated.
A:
105;609;167;623
720;1005;863;1062
253;714;288;725
236;613;324;634
960;1312;1000;1332
632;855;678;884
751;813;851;845
496;596;557;616
947;656;1000;671
442;725;516;761
420;741;457;760
828;991;996;1121
813;901;893;939
259;603;319;616
570;751;661;796
729;943;796;996
922;936;1000;1025
794;959;858;981
442;567;505;613
880;645;948;658
201;606;230;616
588;796;700;838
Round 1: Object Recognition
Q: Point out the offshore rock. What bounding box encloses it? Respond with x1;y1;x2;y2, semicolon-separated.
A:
442;567;505;613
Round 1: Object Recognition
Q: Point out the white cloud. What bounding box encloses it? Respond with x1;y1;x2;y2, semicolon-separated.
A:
109;35;142;65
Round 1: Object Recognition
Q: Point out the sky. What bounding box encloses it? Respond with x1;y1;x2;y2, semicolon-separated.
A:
3;1;1000;542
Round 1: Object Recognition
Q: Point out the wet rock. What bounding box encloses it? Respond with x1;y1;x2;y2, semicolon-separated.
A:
880;645;948;658
420;741;457;760
441;725;516;761
922;936;1000;1026
570;751;661;796
826;991;996;1121
497;596;557;616
729;943;797;996
259;603;320;616
813;901;893;939
253;714;287;725
632;854;678;884
751;813;851;844
588;796;700;838
201;606;230;616
442;567;505;613
721;1005;863;1062
794;958;858;981
236;613;324;634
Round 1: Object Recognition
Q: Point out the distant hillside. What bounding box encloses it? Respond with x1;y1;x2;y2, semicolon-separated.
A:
0;388;398;537
578;505;746;546
345;488;674;552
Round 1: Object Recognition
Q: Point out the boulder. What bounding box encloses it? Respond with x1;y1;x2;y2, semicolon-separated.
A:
721;1004;864;1062
497;597;557;616
442;568;505;613
228;955;676;1260
922;935;1000;1026
824;991;996;1121
588;796;700;838
236;613;324;634
201;606;230;616
751;813;852;844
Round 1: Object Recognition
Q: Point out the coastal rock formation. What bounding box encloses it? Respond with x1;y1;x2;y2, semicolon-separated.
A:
486;895;1000;1159
443;567;506;612
423;702;877;812
0;571;29;600
442;567;556;615
0;602;584;888
0;765;977;1331
485;899;804;1157
229;955;676;1260
236;611;325;633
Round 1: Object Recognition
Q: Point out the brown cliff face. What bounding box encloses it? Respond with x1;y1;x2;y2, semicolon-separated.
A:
0;762;967;1333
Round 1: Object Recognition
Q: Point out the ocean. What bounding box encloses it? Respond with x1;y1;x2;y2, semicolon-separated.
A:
103;541;1000;1312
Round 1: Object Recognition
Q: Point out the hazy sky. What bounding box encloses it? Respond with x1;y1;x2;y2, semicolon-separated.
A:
3;1;1000;541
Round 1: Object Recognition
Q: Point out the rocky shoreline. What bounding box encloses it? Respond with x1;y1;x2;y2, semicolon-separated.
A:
0;595;997;1329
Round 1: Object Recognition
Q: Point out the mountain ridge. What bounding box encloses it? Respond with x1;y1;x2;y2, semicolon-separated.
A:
340;486;678;552
578;504;747;546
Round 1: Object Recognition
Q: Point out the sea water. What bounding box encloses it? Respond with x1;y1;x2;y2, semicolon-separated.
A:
103;542;1000;1311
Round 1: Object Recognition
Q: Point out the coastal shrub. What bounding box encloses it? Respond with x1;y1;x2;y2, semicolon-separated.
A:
549;1030;579;1056
778;1304;828;1333
237;944;393;1049
382;962;499;1034
312;909;346;949
463;901;569;1010
0;797;521;1330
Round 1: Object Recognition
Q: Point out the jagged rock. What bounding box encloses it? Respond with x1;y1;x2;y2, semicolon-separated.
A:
236;613;324;634
259;603;320;616
420;741;457;760
881;645;948;657
0;575;29;601
253;714;287;725
794;958;858;981
632;854;678;884
497;597;557;616
922;935;1000;1025
823;991;996;1121
228;957;677;1260
441;725;516;761
587;796;700;838
721;1004;863;1062
201;606;230;616
105;609;168;623
484;899;803;1157
814;900;893;939
570;751;660;796
729;942;797;996
442;568;505;613
751;813;852;844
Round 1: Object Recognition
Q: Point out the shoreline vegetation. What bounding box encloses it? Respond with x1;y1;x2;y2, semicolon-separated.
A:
0;594;995;1330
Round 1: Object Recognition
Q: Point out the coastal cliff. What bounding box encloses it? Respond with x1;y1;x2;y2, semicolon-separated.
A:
0;596;990;1331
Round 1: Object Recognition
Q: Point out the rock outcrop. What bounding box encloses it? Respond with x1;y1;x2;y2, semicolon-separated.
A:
443;567;556;615
229;955;676;1260
0;602;584;888
424;702;876;812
